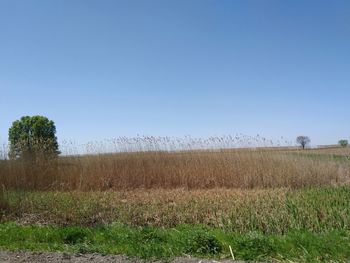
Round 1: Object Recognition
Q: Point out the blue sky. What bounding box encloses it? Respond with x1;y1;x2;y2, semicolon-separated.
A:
1;0;349;146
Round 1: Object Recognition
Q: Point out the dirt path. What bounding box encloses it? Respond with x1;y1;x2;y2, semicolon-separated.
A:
0;251;248;263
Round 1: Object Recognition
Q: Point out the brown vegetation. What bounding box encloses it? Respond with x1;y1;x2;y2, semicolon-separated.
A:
1;147;349;191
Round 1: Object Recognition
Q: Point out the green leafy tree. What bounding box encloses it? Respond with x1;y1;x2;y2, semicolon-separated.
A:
8;116;60;160
338;139;348;148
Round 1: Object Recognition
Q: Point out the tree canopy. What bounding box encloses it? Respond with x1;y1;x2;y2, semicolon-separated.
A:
8;116;59;160
338;139;348;148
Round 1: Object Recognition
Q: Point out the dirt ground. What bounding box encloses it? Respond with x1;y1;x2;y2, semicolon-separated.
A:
0;251;249;263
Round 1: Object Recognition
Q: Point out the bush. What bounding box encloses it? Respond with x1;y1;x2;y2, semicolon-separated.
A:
184;229;222;255
60;227;89;244
231;233;277;260
338;140;348;148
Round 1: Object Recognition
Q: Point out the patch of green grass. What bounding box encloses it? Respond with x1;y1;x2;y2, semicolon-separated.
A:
0;222;350;262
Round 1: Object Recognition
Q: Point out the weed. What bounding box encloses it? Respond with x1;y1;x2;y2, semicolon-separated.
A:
60;228;89;244
183;229;222;255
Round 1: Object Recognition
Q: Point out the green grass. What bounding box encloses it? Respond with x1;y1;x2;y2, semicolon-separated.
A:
2;187;350;234
0;222;350;262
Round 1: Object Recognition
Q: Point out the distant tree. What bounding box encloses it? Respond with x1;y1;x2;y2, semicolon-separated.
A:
296;136;311;150
338;139;348;148
8;116;60;160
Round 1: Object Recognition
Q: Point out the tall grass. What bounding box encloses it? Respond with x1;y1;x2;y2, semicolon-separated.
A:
0;135;349;190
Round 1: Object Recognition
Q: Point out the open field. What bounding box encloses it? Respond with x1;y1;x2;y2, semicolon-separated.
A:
1;143;350;262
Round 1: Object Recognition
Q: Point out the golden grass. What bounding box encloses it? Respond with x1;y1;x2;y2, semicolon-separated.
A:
308;146;350;156
1;148;349;190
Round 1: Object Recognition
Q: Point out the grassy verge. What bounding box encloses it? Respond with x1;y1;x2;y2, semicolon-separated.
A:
0;222;349;262
1;187;349;261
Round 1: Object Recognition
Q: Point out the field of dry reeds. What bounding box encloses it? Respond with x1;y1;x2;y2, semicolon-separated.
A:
0;135;349;191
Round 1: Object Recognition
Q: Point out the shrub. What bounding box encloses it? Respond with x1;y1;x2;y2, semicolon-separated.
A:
338;139;348;148
60;227;89;244
183;228;222;255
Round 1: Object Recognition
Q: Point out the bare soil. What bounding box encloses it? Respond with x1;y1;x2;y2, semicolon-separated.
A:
0;251;248;263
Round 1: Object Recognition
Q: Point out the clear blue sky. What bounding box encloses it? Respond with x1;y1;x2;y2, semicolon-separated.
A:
1;0;349;146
